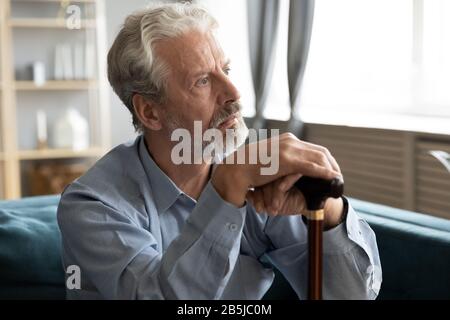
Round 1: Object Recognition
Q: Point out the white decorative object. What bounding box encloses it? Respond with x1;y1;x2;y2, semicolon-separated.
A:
62;44;74;80
52;108;89;150
73;43;84;80
32;61;46;86
36;109;48;149
55;44;75;80
85;43;95;79
54;44;64;80
429;150;450;172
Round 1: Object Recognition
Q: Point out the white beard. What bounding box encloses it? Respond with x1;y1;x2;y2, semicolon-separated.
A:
210;115;249;164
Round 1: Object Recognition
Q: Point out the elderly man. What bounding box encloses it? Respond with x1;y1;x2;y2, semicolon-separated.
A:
57;2;381;300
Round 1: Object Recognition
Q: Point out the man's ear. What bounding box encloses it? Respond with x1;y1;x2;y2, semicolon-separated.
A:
132;94;162;131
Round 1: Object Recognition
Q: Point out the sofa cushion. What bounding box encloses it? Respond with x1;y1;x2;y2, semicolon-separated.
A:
0;284;64;300
351;198;450;300
0;195;65;294
358;212;450;299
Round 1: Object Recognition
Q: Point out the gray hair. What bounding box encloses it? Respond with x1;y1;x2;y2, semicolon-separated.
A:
107;2;218;132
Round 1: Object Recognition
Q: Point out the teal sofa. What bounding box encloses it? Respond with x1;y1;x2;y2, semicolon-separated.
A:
1;195;450;300
0;195;64;299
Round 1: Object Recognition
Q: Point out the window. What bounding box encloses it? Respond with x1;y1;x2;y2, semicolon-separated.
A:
299;0;450;129
201;0;291;120
200;0;255;118
301;0;413;116
416;0;450;116
263;0;291;121
203;0;450;131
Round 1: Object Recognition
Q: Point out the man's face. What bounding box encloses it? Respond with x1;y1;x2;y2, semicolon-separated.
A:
154;29;248;154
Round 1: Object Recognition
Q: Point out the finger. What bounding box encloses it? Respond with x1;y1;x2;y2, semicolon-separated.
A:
246;190;255;206
270;176;294;212
282;148;340;179
278;173;303;192
320;148;341;173
301;141;341;173
278;188;306;215
304;149;333;171
328;154;341;174
278;133;339;175
246;189;258;208
283;146;335;176
275;152;333;182
323;150;340;173
254;188;266;213
261;184;276;214
271;182;287;214
292;159;341;180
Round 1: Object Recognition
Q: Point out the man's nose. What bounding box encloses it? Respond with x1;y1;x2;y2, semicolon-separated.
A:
217;76;241;106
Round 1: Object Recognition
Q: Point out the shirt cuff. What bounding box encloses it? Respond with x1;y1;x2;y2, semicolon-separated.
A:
323;197;360;254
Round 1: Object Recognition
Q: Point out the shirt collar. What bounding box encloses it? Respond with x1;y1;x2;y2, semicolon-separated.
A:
138;136;183;213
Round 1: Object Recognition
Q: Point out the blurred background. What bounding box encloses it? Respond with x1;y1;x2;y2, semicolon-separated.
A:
0;0;449;220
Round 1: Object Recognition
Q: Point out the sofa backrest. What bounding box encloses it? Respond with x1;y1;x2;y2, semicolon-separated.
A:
0;195;65;299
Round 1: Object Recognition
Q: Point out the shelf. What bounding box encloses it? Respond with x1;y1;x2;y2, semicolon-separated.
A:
12;0;95;3
15;80;97;91
10;18;96;29
18;148;105;160
1;0;110;199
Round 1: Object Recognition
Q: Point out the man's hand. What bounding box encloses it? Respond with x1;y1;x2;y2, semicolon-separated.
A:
245;170;345;230
211;133;342;218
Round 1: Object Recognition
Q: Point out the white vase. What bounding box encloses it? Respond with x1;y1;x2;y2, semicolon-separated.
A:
52;108;89;150
32;61;46;87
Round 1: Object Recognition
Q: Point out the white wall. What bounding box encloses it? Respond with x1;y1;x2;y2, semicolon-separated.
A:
105;0;152;146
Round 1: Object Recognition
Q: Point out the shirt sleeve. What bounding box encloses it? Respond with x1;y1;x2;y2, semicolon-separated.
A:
261;197;382;300
57;181;246;300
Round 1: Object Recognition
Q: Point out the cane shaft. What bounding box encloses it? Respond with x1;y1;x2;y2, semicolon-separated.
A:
295;176;344;300
307;210;323;300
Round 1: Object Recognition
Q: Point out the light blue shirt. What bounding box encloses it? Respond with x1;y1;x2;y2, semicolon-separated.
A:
57;135;382;299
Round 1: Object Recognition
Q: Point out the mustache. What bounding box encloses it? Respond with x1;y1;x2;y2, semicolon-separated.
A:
209;101;242;128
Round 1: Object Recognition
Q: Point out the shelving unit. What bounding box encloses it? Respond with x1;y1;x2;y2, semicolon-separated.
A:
0;0;110;199
10;18;96;28
17;147;104;160
15;80;96;90
12;0;96;3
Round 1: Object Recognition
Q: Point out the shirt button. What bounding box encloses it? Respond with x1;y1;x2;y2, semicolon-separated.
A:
229;223;238;231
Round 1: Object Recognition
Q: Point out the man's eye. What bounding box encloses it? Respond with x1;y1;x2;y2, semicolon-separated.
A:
223;67;231;75
196;77;210;87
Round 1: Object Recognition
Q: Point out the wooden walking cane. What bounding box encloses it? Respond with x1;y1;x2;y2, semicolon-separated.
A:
295;176;344;300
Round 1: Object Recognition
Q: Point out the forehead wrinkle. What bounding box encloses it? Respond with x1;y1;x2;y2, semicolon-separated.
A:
155;30;227;86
